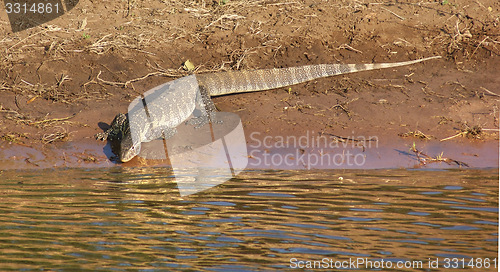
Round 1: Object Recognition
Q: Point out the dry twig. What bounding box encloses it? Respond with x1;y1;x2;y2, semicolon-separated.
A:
410;142;468;167
42;126;72;144
380;7;405;20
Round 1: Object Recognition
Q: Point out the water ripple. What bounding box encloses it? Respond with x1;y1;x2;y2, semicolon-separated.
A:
0;168;496;271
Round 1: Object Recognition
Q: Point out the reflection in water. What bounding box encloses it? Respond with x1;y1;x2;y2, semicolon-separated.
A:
0;168;497;271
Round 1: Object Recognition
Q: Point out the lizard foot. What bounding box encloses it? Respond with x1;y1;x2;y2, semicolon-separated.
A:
95;129;122;141
95;132;108;141
163;127;178;139
144;127;178;141
186;114;223;129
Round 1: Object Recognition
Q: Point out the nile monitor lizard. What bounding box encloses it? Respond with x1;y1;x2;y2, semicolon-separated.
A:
95;56;441;162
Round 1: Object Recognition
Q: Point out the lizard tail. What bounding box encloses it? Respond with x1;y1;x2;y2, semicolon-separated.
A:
342;56;441;73
201;56;441;96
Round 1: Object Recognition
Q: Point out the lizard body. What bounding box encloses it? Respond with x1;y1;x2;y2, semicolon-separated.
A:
95;56;441;162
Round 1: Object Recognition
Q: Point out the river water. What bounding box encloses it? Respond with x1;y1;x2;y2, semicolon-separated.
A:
0;168;497;271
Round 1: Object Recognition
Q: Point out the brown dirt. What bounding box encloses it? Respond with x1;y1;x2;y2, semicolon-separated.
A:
0;0;499;169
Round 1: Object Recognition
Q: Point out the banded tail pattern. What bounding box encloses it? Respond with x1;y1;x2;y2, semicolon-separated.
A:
198;56;441;96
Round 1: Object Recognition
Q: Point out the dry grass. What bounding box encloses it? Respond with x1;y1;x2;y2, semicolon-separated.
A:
41;126;73;144
4;109;79;128
1;132;29;144
399;130;435;140
441;124;498;141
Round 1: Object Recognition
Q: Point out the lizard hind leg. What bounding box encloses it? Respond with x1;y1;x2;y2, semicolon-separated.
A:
186;85;222;129
144;126;178;142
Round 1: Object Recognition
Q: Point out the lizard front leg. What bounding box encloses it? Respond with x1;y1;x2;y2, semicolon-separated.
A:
186;85;222;128
95;113;128;141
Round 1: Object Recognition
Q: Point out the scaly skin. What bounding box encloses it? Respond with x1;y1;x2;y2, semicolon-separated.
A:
95;56;442;162
95;113;138;162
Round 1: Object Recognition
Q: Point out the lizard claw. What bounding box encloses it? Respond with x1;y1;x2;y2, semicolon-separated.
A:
95;132;108;141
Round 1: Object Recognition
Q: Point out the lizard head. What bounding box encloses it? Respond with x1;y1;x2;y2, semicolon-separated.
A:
119;130;140;163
